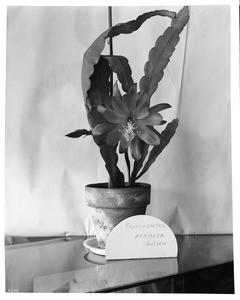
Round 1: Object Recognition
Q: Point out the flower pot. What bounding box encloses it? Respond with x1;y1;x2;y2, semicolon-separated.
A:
85;183;151;249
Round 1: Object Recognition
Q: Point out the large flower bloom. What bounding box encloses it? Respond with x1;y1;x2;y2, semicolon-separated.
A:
92;85;170;160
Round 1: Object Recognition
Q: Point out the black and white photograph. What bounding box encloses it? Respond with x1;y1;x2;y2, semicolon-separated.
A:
2;0;239;295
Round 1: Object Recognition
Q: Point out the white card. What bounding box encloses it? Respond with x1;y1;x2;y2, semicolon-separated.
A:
106;215;178;260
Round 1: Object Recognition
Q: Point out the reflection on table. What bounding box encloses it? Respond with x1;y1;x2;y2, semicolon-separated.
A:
5;235;234;293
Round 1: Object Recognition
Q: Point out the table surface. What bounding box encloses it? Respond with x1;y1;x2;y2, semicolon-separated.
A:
5;235;233;293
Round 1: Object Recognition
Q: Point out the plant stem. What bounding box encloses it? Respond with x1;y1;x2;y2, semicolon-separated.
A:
108;6;113;55
108;6;113;189
108;6;113;97
124;150;131;183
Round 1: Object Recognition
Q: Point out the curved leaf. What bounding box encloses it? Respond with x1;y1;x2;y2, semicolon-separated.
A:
81;28;111;103
107;10;176;38
104;55;134;93
135;119;179;181
82;9;177;105
139;6;189;101
86;56;111;129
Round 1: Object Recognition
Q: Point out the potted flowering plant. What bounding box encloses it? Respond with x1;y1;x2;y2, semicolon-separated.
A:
66;6;189;248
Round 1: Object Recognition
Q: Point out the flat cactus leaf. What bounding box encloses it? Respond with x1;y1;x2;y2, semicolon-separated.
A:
100;144;125;188
107;10;176;37
81;28;111;103
139;6;189;102
135;119;179;181
86;56;111;129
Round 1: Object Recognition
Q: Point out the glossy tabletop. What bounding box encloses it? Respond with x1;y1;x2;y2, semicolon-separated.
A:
5;235;233;293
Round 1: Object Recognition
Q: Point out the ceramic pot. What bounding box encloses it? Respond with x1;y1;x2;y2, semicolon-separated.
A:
85;183;151;249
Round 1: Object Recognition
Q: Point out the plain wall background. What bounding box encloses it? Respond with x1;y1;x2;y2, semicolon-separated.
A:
5;6;232;236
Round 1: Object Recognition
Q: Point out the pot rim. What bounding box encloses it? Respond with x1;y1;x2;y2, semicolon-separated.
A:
85;182;151;190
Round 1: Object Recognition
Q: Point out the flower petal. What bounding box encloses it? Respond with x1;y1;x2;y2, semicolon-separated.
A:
137;124;160;146
112;97;129;116
103;96;114;110
135;103;149;119
136;112;162;126
119;137;130;153
129;83;137;95
113;81;122;99
97;105;107;114
161;120;167;125
130;137;142;160
122;94;137;115
92;122;116;135
149;103;171;114
106;125;122;145
136;91;148;107
98;107;127;124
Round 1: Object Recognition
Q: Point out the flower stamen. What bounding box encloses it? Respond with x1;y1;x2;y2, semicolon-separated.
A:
121;120;136;142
